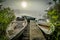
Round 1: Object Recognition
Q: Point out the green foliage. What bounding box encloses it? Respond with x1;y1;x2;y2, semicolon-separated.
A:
0;35;9;40
53;0;57;4
0;7;15;40
53;0;57;2
0;0;4;3
47;3;60;40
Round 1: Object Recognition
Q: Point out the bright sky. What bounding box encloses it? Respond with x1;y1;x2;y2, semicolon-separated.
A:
2;0;54;19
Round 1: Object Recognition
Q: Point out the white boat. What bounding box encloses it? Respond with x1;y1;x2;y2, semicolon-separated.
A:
6;19;27;40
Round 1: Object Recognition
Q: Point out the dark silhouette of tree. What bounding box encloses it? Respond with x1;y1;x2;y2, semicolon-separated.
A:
0;0;4;3
59;0;60;3
53;0;57;4
48;2;52;5
0;0;6;9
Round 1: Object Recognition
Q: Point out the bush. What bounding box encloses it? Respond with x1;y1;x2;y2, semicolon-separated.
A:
47;3;60;40
0;7;15;40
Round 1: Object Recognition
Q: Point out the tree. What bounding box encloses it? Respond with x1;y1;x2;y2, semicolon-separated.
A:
47;3;60;40
0;7;15;40
53;0;57;4
0;0;4;3
59;0;60;3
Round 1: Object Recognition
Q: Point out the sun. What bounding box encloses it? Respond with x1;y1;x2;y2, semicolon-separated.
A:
21;1;27;8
